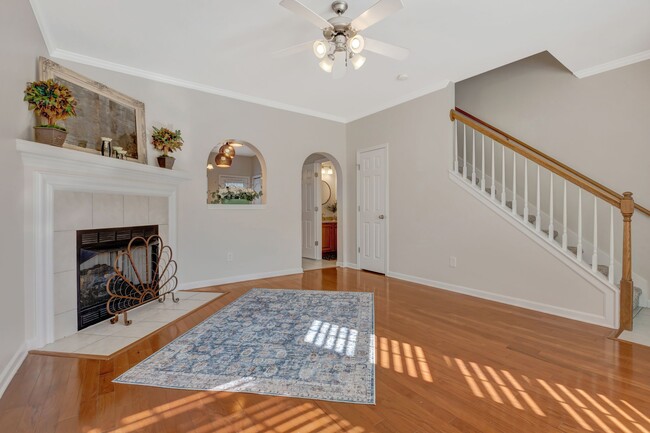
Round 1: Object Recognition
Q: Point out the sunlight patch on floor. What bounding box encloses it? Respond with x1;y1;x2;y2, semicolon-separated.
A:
110;391;366;433
444;354;650;433
376;336;433;383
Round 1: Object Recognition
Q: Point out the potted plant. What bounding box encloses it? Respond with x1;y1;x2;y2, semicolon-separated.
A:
24;79;77;147
151;126;183;169
210;186;262;204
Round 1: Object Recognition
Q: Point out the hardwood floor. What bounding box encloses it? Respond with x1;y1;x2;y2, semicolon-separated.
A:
1;268;650;432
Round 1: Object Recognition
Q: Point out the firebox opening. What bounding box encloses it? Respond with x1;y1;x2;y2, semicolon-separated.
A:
76;225;158;330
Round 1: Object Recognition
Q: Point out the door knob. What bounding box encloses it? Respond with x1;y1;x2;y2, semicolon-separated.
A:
378;215;385;219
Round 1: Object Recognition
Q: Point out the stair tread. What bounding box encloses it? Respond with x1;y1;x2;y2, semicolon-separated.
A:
541;228;560;240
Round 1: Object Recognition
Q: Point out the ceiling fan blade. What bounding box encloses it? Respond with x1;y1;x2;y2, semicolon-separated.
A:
279;0;333;30
364;37;409;61
272;41;313;58
351;0;404;31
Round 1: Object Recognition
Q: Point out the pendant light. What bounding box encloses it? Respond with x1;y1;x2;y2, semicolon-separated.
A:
215;152;232;168
219;142;236;159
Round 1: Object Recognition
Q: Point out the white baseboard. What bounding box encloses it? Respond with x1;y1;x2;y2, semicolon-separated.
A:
387;271;615;328
178;268;304;291
341;262;360;270
0;343;28;399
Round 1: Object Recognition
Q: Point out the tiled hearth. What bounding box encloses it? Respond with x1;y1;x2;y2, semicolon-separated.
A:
37;291;224;356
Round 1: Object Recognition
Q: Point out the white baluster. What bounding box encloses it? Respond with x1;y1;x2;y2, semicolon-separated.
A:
609;206;615;284
501;146;506;207
535;166;541;231
511;151;517;215
577;189;583;263
548;174;554;241
523;160;529;224
463;125;467;180
562;180;568;250
592;197;598;272
453;120;458;173
471;131;476;186
490;140;496;200
481;135;485;192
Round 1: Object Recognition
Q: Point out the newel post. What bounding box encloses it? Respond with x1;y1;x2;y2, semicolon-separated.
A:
620;192;635;331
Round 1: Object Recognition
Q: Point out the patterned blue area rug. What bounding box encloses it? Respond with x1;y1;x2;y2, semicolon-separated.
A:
114;288;375;404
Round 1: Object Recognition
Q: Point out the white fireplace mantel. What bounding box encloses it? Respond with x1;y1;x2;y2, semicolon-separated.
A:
17;139;191;348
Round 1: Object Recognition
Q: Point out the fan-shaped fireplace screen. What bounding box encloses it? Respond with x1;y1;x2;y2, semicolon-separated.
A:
106;235;178;326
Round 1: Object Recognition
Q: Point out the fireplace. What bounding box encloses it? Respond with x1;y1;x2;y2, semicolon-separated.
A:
77;225;158;330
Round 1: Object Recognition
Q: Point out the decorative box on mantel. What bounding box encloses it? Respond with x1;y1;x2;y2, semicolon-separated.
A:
16;139;191;348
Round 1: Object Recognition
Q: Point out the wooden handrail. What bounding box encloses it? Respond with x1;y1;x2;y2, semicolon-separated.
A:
451;108;650;217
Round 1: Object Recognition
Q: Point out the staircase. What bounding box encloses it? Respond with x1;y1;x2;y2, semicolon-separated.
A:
450;108;647;330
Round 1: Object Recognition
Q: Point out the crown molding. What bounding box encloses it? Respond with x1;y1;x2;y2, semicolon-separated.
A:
573;50;650;79
29;0;55;53
49;49;348;124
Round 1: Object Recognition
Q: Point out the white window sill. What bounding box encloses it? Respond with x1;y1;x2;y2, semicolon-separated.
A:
207;204;267;210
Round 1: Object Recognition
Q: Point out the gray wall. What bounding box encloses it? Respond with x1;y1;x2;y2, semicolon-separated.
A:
0;0;48;380
456;52;650;286
55;58;347;290
346;84;612;325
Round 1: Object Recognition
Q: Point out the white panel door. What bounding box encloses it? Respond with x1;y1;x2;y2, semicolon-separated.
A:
358;147;387;273
301;163;321;259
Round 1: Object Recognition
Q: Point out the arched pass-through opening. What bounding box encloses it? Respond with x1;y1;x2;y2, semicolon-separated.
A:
300;152;343;271
206;139;267;207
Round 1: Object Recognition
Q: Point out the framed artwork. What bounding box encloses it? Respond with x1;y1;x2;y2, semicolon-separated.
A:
38;57;147;164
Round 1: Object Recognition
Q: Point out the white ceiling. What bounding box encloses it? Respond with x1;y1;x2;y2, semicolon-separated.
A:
30;0;650;123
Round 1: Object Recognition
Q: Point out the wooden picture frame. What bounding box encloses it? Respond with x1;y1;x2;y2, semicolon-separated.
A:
38;57;148;164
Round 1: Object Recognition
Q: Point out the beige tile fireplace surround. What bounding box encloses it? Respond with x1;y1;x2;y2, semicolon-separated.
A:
17;139;190;350
52;191;170;340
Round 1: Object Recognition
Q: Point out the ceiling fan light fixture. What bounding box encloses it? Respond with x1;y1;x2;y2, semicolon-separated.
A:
319;55;334;73
313;40;329;59
215;152;232;168
347;34;365;54
351;53;366;70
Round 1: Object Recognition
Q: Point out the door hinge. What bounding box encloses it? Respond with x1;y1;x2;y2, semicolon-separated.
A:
358;247;361;253
315;172;319;177
314;206;319;211
315;241;319;246
357;164;360;170
358;205;360;212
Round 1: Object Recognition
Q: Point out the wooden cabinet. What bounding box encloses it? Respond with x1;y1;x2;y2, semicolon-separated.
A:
322;222;337;253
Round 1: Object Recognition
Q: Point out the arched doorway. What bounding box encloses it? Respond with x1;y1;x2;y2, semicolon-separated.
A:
301;153;342;271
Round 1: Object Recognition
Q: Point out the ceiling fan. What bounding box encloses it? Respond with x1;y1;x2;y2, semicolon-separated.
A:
278;0;409;77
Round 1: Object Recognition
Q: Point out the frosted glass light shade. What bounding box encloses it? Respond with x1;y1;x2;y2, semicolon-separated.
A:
319;56;334;73
347;34;365;54
313;40;328;59
351;54;366;70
